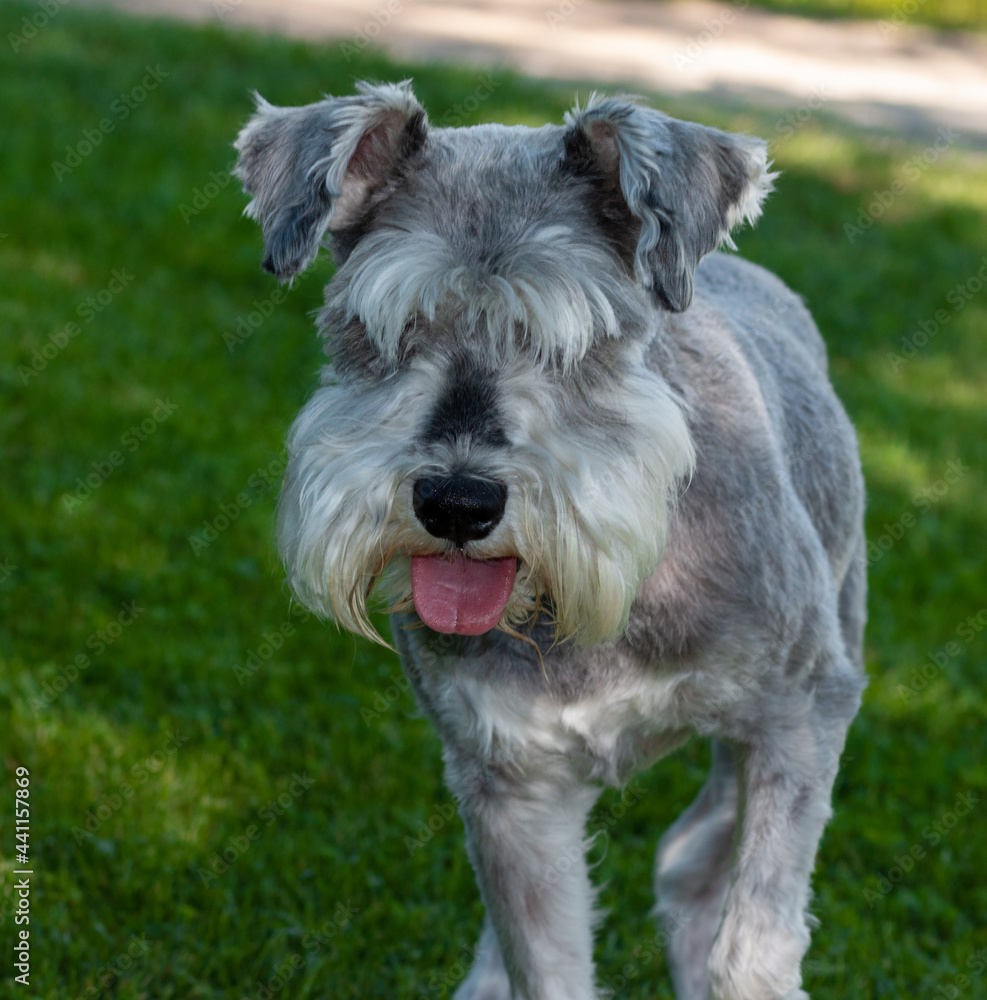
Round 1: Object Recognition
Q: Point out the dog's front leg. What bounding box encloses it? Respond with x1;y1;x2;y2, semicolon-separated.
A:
448;756;602;1000
706;662;863;1000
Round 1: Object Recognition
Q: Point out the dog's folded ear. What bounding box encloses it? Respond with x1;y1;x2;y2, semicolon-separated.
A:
233;80;427;281
564;96;776;312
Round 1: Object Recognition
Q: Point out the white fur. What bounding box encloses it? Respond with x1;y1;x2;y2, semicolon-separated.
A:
278;347;695;647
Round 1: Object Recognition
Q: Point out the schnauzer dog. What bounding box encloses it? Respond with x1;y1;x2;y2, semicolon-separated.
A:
233;81;866;1000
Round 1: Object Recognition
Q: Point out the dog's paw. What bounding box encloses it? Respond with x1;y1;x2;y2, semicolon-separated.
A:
707;902;812;1000
453;978;511;1000
452;963;511;1000
709;986;808;1000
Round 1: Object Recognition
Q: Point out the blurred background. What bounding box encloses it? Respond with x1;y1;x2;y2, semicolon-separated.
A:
0;0;985;997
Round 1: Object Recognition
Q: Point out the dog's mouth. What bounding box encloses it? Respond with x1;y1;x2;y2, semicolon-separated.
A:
410;553;517;635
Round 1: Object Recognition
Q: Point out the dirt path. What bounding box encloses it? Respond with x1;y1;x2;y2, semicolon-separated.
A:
77;0;987;145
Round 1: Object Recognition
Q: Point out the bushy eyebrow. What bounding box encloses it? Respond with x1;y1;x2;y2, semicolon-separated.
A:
322;224;641;371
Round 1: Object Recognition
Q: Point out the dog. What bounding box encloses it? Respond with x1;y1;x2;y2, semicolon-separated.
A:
232;80;866;1000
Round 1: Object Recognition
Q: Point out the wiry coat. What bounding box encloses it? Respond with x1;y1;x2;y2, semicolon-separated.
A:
234;81;866;1000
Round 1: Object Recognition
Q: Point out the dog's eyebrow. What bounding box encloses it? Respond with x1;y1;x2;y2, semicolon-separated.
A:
419;357;509;447
329;221;630;369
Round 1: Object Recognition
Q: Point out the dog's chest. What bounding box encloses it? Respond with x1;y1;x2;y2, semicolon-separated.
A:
422;657;755;786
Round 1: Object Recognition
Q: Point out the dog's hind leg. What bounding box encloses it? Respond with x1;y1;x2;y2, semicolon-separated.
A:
654;739;738;1000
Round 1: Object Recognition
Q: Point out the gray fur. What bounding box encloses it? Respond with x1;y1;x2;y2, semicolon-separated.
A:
565;95;773;311
234;82;866;1000
233;81;426;280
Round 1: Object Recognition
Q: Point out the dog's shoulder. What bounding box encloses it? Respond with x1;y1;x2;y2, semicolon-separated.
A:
691;252;828;374
630;252;863;663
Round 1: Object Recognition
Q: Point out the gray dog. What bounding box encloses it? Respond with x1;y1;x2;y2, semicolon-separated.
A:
233;81;866;1000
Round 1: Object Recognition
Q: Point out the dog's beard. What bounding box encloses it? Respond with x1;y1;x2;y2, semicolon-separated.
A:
277;357;695;648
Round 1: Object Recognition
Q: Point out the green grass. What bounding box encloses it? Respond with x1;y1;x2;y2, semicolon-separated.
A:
0;2;986;998
716;0;987;31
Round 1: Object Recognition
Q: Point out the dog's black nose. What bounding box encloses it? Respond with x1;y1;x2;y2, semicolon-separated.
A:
412;475;508;545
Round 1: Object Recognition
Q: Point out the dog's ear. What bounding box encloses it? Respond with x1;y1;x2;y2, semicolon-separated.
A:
563;96;775;312
233;80;427;281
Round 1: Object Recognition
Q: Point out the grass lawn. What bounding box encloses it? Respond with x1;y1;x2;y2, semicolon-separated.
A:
726;0;987;31
1;2;986;998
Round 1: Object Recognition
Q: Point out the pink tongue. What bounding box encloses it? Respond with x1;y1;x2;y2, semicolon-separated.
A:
411;554;517;635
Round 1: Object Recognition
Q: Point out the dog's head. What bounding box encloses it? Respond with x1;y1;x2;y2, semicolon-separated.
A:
234;81;772;646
